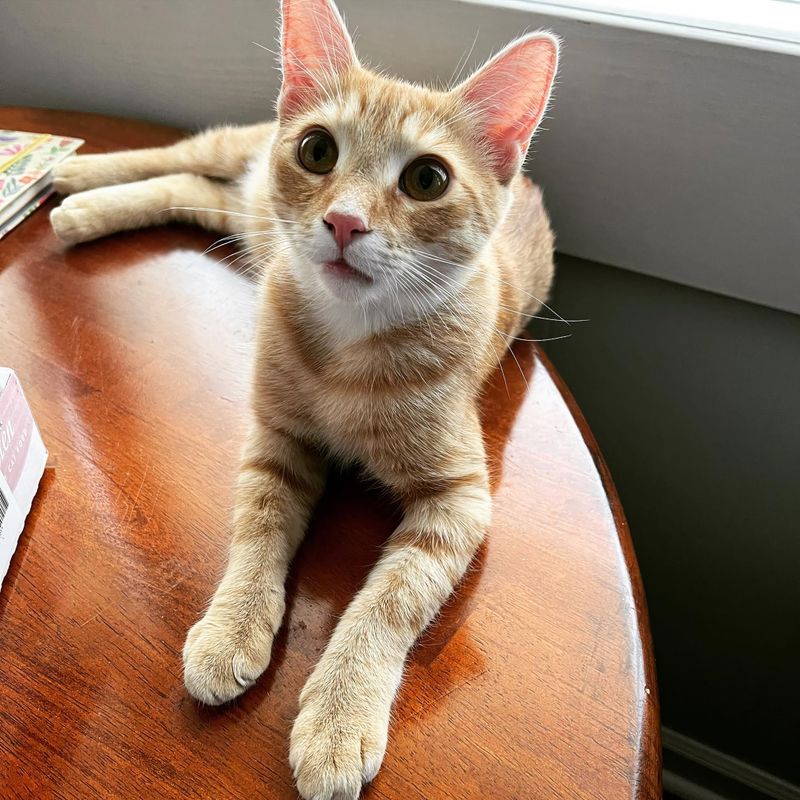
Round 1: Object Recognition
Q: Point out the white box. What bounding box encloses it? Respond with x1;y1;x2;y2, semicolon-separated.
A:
0;368;48;590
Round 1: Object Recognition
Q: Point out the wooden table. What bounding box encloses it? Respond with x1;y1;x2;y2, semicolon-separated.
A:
0;108;660;799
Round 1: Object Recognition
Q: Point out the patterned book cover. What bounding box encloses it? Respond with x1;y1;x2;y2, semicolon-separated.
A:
0;130;84;216
0;186;54;240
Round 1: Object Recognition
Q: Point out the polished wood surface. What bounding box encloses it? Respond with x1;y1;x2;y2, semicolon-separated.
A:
0;108;660;799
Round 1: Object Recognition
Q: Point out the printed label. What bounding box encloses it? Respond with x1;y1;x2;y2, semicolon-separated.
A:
0;374;34;494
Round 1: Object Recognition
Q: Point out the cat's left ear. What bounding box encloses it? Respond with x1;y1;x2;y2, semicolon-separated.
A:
278;0;359;121
454;33;559;182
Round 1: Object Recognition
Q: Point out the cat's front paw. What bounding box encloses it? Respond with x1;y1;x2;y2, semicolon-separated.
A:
182;608;275;705
52;154;119;194
290;670;390;800
50;191;113;245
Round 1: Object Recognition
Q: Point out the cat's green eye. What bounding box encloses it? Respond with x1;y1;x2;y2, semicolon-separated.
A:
297;129;338;174
399;157;450;202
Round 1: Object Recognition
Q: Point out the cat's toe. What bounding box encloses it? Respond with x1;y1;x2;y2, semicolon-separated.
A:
50;198;98;246
182;614;273;705
290;680;388;800
52;155;110;194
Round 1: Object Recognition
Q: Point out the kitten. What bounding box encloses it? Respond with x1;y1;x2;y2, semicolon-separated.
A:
51;0;559;797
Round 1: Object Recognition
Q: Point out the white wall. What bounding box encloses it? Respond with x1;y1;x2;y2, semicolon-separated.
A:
2;0;799;313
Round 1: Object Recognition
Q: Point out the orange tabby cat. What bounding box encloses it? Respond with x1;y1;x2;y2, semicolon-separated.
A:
51;1;559;796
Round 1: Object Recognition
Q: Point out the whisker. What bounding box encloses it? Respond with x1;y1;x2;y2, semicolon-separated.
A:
406;253;569;332
498;331;573;344
404;257;574;352
203;229;288;255
497;303;590;325
251;40;279;57
448;29;480;90
165;206;299;225
405;245;571;325
505;341;529;390
216;239;293;273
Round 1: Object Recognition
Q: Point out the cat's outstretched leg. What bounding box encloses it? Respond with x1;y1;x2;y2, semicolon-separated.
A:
183;419;326;705
52;122;275;194
289;411;490;800
50;172;246;244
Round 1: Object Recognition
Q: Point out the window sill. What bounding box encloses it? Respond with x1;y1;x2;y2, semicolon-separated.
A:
461;0;800;55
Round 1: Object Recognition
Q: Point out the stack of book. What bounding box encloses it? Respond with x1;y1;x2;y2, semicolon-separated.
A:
0;129;83;239
0;367;48;592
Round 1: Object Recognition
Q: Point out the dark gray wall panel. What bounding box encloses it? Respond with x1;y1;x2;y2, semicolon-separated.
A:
541;255;800;788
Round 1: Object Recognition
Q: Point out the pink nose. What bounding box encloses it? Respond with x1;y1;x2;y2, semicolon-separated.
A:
323;211;368;250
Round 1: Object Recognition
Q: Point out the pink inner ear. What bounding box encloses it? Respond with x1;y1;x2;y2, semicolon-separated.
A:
279;0;358;119
459;34;559;181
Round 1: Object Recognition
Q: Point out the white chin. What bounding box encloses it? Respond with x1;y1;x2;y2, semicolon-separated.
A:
318;263;375;301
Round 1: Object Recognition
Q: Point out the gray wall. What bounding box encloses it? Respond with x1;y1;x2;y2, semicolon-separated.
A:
3;0;800;314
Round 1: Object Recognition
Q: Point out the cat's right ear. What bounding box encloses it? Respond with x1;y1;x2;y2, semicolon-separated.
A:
278;0;358;121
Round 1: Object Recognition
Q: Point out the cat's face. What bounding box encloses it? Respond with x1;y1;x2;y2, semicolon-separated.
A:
267;0;558;328
268;73;505;311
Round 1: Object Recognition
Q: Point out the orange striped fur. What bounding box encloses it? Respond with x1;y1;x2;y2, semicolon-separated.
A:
50;1;559;797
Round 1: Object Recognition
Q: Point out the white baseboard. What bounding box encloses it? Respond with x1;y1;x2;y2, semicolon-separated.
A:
663;727;800;800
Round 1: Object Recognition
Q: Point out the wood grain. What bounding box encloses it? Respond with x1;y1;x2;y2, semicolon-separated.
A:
0;108;660;799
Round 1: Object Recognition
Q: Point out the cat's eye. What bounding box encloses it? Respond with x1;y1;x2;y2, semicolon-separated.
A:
297;128;338;174
399;157;450;202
